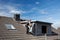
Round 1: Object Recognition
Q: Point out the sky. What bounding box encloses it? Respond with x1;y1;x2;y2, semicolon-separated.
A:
0;0;60;29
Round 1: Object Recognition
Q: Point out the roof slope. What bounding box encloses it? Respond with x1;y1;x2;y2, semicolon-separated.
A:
0;16;27;40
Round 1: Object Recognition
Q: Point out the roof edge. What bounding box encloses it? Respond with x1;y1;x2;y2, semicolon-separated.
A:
31;21;53;24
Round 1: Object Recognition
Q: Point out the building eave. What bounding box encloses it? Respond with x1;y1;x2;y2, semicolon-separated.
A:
31;21;53;25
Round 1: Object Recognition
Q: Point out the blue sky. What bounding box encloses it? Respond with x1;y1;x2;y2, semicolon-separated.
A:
0;0;60;29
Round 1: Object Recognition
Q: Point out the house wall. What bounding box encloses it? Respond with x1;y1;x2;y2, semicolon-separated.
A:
35;23;42;35
47;25;52;34
33;23;52;36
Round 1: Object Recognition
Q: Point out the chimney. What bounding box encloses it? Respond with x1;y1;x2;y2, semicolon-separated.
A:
14;14;20;21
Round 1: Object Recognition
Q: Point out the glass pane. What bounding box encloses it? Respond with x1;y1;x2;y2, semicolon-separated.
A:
5;24;16;29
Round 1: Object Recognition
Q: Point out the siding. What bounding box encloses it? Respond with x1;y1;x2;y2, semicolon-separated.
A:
33;23;52;35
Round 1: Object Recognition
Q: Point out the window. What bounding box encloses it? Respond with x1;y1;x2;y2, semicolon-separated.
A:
42;26;47;34
5;24;16;30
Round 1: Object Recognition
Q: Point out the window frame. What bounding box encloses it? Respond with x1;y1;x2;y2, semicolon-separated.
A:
5;24;16;30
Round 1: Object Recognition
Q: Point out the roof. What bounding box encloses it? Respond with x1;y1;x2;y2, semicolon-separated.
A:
31;21;52;24
0;16;27;40
0;16;59;40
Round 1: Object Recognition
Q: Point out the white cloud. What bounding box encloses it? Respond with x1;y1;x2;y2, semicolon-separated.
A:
10;10;26;14
5;5;23;14
0;12;6;16
41;17;60;29
0;4;25;17
52;21;60;29
25;7;48;14
35;2;40;4
46;17;53;21
39;10;48;14
10;10;21;14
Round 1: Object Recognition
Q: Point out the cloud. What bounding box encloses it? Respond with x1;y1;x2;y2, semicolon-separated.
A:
52;20;60;29
35;2;40;4
41;17;60;29
45;17;54;21
0;4;25;17
24;7;48;14
10;10;21;14
39;10;48;14
9;9;24;14
4;5;25;14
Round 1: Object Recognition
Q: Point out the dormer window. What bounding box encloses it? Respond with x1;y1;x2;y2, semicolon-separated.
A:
5;24;16;30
